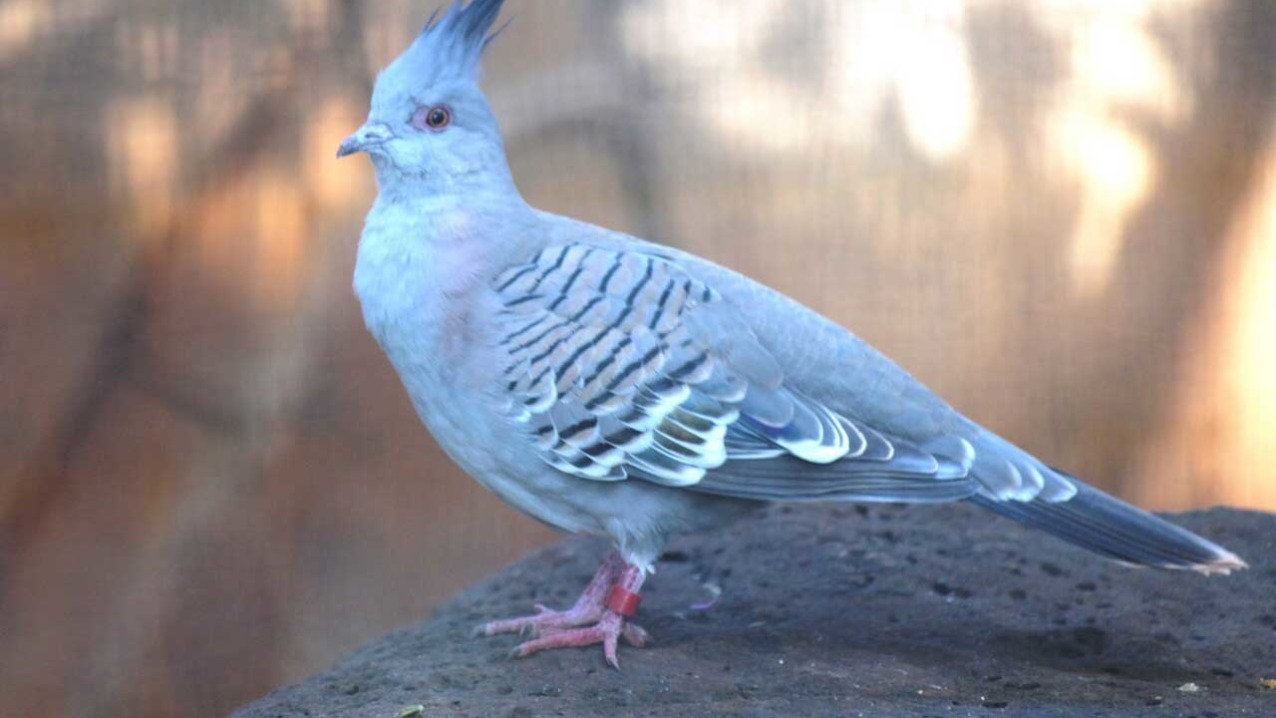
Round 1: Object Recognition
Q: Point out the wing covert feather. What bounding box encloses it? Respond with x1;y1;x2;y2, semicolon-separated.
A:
493;243;978;501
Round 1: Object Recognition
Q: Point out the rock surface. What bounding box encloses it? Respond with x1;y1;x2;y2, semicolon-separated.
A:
230;504;1275;717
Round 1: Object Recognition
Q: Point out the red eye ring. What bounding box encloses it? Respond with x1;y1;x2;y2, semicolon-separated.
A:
414;104;451;131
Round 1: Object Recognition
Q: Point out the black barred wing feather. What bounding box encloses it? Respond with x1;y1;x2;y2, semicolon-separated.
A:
493;243;977;501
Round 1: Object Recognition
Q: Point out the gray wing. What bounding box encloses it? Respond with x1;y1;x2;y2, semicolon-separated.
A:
492;243;978;503
499;237;1241;574
659;241;1082;505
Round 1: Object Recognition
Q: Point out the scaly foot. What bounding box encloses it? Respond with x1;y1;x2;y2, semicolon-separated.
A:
477;551;649;668
512;610;649;669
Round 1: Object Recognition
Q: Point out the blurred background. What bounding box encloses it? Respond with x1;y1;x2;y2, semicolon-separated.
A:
2;0;1275;716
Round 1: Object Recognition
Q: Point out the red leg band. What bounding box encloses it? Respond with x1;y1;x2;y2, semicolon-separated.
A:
605;585;642;617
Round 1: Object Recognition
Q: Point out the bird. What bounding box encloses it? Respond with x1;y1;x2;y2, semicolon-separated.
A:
337;0;1245;669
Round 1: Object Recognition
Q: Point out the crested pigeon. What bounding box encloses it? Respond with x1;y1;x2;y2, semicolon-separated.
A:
337;0;1244;668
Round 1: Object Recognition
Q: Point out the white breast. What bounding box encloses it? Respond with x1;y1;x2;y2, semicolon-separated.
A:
355;196;498;421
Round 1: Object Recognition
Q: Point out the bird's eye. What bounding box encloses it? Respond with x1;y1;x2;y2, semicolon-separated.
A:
413;104;452;132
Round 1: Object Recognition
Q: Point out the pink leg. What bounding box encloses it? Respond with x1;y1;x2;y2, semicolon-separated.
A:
478;551;624;637
477;553;650;669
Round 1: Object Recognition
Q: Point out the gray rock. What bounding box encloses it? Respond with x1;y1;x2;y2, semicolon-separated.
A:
229;503;1276;717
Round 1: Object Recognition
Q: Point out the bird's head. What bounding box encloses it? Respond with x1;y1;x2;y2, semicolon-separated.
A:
338;0;512;193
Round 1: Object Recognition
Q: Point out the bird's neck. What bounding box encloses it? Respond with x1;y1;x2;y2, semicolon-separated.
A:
376;169;518;203
371;138;523;205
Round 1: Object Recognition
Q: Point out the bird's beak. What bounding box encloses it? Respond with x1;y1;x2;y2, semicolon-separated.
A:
336;122;394;158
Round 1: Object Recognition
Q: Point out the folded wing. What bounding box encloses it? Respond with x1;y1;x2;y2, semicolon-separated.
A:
493;243;978;502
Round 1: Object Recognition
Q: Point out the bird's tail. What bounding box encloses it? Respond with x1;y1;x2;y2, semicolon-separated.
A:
969;475;1246;575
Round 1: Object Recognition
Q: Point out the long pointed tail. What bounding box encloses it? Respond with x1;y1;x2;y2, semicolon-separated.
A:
970;476;1246;575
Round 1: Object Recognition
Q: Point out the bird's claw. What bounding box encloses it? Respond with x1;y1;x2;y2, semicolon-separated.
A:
476;602;603;638
510;611;647;669
476;552;648;667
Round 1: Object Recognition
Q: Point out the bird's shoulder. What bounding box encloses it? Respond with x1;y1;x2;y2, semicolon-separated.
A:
489;211;984;447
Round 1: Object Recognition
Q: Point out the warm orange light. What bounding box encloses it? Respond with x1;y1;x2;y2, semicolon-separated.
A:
1217;141;1276;508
